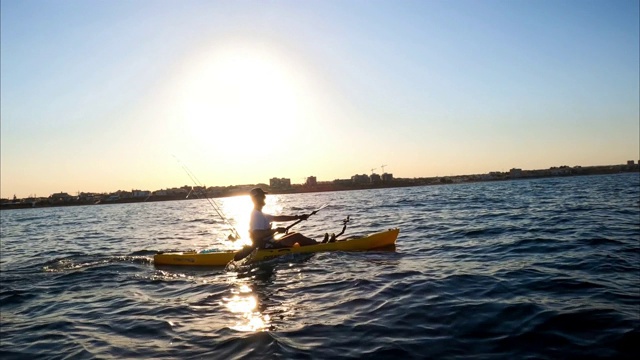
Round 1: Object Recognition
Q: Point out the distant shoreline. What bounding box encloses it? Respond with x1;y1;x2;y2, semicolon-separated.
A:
2;164;638;211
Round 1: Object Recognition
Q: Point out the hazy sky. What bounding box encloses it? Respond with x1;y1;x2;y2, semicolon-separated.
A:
1;0;638;198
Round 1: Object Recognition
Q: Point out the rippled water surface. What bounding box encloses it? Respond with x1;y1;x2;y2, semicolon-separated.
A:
1;173;639;359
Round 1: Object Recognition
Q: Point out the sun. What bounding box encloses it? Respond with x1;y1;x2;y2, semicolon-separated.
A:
179;45;300;157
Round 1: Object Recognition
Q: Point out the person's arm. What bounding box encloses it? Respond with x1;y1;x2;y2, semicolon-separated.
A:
271;214;308;222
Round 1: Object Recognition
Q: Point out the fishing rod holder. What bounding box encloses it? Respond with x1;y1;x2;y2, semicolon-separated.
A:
334;216;351;239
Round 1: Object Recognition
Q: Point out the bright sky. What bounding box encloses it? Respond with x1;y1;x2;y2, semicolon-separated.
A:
1;0;638;198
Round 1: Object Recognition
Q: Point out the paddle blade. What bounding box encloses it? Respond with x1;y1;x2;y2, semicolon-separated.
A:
313;203;329;214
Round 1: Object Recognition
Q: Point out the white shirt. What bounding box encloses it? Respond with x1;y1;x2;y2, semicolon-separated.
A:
249;209;274;231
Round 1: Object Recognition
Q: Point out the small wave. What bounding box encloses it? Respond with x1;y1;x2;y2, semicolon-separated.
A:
187;217;220;225
0;288;37;308
152;248;199;254
577;237;625;247
129;249;162;256
589;261;639;274
42;255;152;272
527;308;633;348
12;214;50;223
505;237;571;255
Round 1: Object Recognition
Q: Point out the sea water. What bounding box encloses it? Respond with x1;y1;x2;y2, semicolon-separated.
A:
1;173;638;359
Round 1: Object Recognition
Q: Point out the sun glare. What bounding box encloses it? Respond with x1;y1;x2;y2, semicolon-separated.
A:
223;283;271;332
180;46;300;157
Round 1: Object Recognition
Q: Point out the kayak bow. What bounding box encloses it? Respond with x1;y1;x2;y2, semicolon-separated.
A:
154;228;399;266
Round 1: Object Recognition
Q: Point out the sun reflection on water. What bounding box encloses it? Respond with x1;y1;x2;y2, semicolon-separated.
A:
217;196;253;249
215;195;299;331
222;283;272;332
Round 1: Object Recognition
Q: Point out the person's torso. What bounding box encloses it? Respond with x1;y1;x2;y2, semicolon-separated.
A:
250;209;273;231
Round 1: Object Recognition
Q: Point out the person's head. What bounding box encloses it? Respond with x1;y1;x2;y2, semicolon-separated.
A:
249;187;268;208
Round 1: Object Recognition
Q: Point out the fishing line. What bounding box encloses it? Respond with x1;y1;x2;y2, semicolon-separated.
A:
172;155;241;240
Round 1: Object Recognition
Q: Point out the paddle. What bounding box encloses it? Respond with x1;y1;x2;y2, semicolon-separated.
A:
284;203;328;234
232;203;329;262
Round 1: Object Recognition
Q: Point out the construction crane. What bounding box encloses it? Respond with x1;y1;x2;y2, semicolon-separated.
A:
381;164;388;173
370;168;377;175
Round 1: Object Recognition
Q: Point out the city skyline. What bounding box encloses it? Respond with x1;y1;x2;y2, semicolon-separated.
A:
3;160;638;201
2;0;639;199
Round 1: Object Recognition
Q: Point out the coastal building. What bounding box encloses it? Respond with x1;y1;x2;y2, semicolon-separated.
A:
206;186;226;197
305;176;317;186
78;192;99;202
549;166;571;176
170;187;189;196
370;173;381;183
132;190;151;198
270;177;291;189
192;186;207;194
153;187;189;197
510;168;523;178
351;174;370;184
114;190;133;199
49;192;74;204
381;173;394;182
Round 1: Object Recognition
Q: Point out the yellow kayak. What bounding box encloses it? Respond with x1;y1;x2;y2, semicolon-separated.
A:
154;228;400;266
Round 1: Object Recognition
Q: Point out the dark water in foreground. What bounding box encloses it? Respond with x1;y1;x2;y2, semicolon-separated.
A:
1;173;639;359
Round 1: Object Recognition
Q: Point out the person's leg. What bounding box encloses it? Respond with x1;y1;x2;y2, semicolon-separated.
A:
277;232;318;246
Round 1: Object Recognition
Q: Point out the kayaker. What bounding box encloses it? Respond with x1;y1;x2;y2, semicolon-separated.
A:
249;187;329;248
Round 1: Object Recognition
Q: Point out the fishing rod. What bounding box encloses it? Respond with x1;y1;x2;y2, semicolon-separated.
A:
172;155;241;240
285;203;328;234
